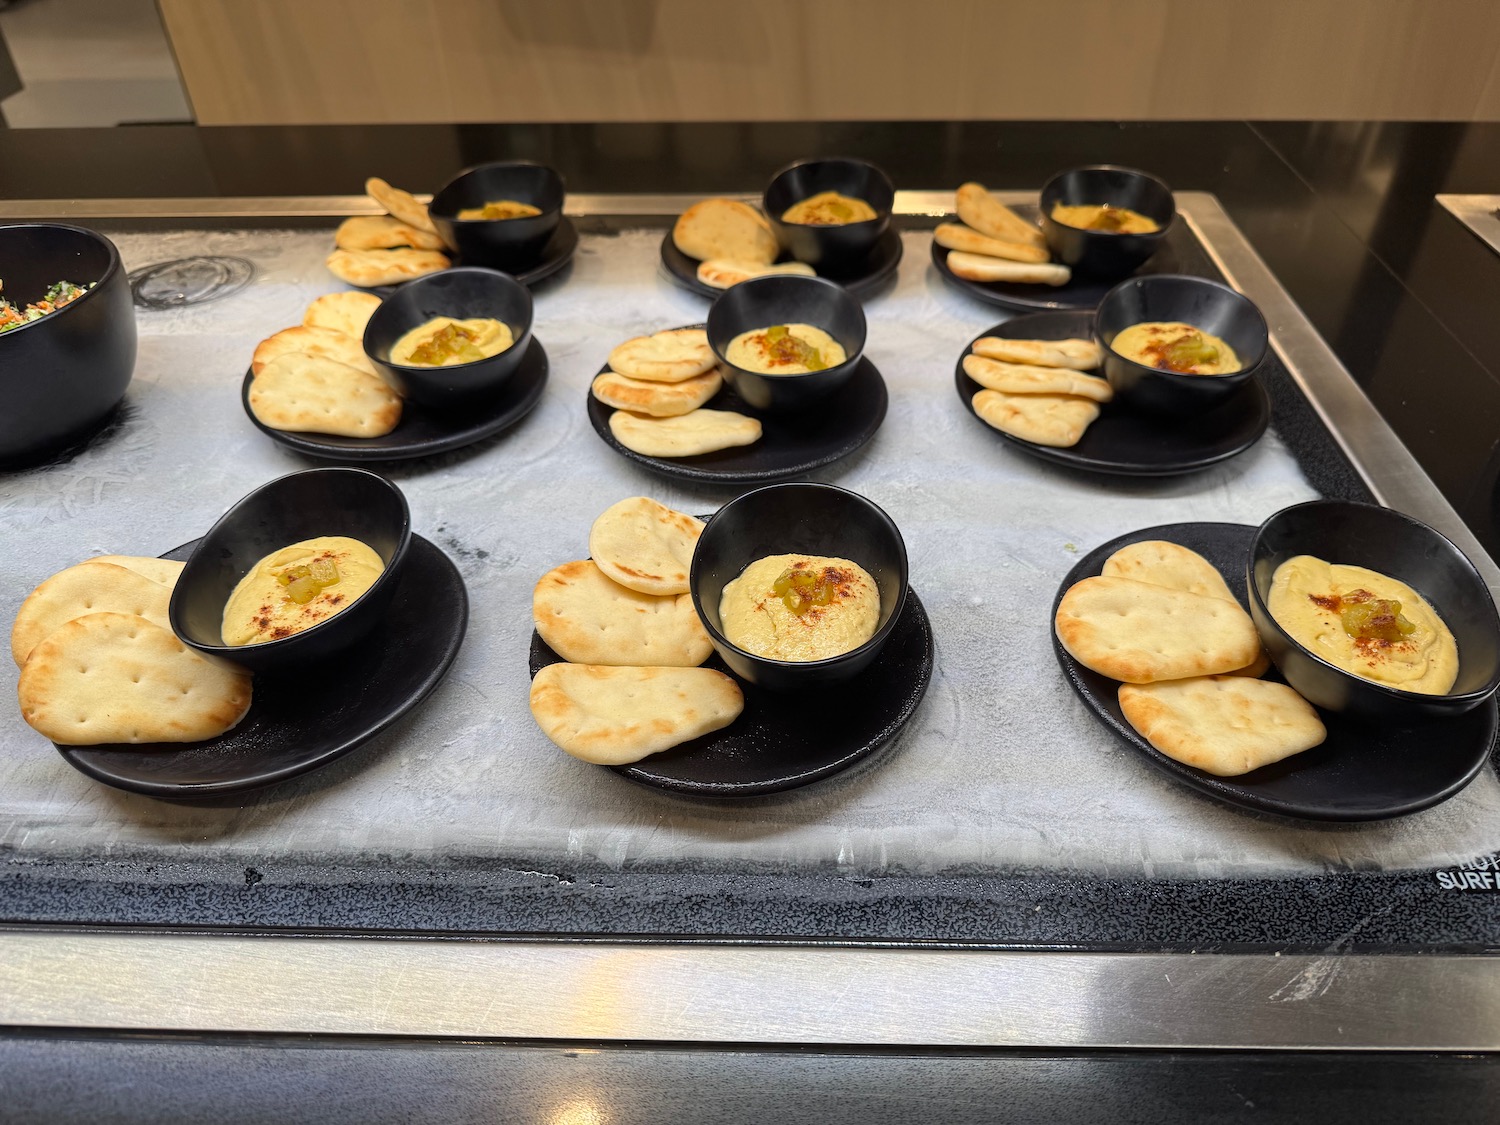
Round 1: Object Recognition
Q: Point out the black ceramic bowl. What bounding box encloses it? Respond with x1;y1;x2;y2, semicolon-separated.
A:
705;274;867;412
1095;274;1268;416
0;223;136;467
363;267;534;410
1248;500;1500;722
170;468;413;674
427;162;564;272
690;483;908;693
1038;165;1174;280
762;157;895;270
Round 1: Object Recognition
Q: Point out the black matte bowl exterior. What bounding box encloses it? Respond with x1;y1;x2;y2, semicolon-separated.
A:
705;275;867;412
427;162;564;272
1039;165;1175;280
0;223;136;466
762;158;895;270
690;483;909;693
169;468;413;674
1248;500;1500;722
363;267;534;410
1095;274;1268;416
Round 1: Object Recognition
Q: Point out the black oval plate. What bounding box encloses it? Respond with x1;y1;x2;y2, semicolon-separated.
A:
530;588;933;797
660;226;903;300
588;338;888;485
956;311;1269;476
361;216;579;296
242;337;548;462
1053;521;1497;821
931;203;1180;312
56;534;469;799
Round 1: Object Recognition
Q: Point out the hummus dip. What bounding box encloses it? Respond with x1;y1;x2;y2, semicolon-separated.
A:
456;199;542;220
781;191;878;225
1267;554;1458;694
1110;321;1240;375
719;554;879;662
725;324;846;375
1050;203;1160;234
391;316;514;367
222;536;385;647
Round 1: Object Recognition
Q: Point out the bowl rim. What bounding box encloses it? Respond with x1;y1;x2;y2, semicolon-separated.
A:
1246;498;1500;707
427;160;566;224
1039;163;1177;237
170;466;414;657
362;266;534;376
705;274;868;384
0;221;123;341
1095;273;1269;380
762;156;896;229
690;481;910;673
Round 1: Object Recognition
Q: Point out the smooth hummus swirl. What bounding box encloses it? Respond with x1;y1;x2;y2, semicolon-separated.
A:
392;316;514;367
1111;321;1240;375
781;191;878;225
222;536;385;646
725;324;846;375
719;554;879;662
1267;554;1458;694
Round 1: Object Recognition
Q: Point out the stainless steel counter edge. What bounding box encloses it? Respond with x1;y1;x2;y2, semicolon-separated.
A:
3;933;1499;1050
3;192;1498;1047
1438;193;1500;257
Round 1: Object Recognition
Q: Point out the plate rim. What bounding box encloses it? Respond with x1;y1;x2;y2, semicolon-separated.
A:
529;586;935;798
955;310;1270;477
241;336;549;462
659;225;904;300
54;533;470;798
587;343;889;484
1051;519;1498;822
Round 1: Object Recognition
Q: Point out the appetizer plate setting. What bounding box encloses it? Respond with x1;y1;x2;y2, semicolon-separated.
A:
25;468;470;798
527;486;934;798
662;226;902;301
955;310;1269;476
1052;521;1498;822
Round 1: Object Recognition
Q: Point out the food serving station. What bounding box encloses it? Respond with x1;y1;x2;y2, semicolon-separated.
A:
3;121;1500;1119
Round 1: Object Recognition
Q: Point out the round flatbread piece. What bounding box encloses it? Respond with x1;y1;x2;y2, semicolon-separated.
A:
589;497;705;596
302;291;384;340
963;354;1112;402
533;560;712;667
971;389;1099;447
608;328;716;383
248;353;403;438
11;561;174;667
251;325;379;380
364;177;439;235
609;409;762;458
673;199;778;264
335;215;447;252
591;368;722;418
326;248;450;288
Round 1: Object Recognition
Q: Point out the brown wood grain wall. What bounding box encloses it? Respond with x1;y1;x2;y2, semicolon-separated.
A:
158;0;1500;124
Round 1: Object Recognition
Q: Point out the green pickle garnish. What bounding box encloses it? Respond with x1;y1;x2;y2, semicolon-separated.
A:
1160;331;1220;371
275;558;341;605
759;325;827;371
409;322;486;366
772;567;838;615
1338;595;1417;643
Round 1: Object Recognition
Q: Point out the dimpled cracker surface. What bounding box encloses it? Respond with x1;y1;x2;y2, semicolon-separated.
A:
11;562;174;667
90;556;184;589
608;328;716;383
18;612;252;745
302;291;383;339
248;353;402;437
591;368;722;418
1119;676;1327;776
529;663;744;765
1101;541;1239;604
251;324;378;379
1055;576;1261;684
533;560;712;667
589;497;704;596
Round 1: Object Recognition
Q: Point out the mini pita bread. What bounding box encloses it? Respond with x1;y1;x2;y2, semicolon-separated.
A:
591;368;722;418
335;215;447;252
934;222;1050;264
248;353;402;438
589;497;705;596
946;251;1070;286
970;336;1103;370
673;199;778;264
955;183;1047;247
532;560;712;667
91;556;184;589
697;259;816;289
1101;541;1238;604
609;409;762;458
303;291;384;340
963;354;1112;402
972;389;1098;447
326;248;450;288
1224;650;1272;678
364;177;439;235
608;329;716;383
251;325;379;379
11;560;176;667
529;663;743;764
17;612;253;745
1119;676;1326;776
1055;576;1261;684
